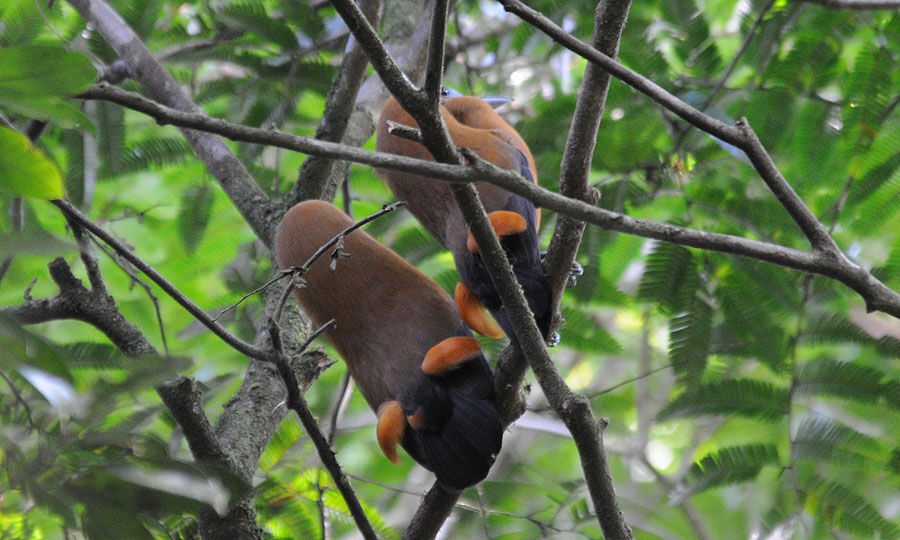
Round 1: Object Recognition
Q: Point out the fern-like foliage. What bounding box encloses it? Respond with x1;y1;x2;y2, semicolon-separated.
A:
560;305;622;355
668;295;713;382
843;45;894;142
792;417;888;471
804;479;900;539
684;444;780;498
178;183;214;254
656;379;790;421
637;242;698;313
0;0;45;47
796;357;900;407
802;313;900;357
256;477;322;539
109;137;194;177
218;1;299;50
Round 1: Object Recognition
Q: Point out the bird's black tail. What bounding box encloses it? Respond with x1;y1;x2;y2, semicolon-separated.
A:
398;336;503;492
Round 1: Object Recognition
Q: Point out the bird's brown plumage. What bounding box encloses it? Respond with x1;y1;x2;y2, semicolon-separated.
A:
275;200;503;491
375;94;551;344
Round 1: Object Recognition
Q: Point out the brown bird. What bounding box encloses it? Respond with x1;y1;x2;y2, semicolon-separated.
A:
275;200;503;491
375;89;551;346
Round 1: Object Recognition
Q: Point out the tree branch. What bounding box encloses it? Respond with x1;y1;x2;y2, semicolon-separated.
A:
544;0;630;332
800;0;900;8
267;320;378;540
65;0;278;243
498;0;849;256
292;0;384;203
52;199;272;361
77;83;900;318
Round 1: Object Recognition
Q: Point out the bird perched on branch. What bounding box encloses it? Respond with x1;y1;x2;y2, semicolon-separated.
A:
275;200;503;491
375;88;552;347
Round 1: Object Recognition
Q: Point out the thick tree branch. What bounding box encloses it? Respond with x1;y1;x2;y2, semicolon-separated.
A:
207;4;439;537
77;83;900;319
66;0;279;243
292;0;384;203
544;0;630;329
52;199;272;361
4;250;230;475
497;0;846;255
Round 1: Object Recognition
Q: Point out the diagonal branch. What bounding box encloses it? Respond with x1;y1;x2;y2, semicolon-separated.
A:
543;0;631;328
330;0;634;537
52;199;272;361
497;0;841;255
292;0;384;203
266;319;378;540
65;0;278;243
77;81;900;318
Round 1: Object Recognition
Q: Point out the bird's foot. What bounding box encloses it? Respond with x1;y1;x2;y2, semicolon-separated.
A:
539;250;584;288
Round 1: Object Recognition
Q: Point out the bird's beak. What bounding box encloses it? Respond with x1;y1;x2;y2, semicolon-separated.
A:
480;95;512;109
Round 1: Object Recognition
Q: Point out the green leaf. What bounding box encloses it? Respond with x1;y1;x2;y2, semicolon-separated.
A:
0;46;96;96
57;342;129;369
0;315;72;382
559;305;621;354
657;379;790;421
0;46;96;127
220;4;298;50
850;166;900;235
0;227;75;256
636;243;698;313
178;183;214;253
803;313;900;357
684;444;780;497
792;418;887;470
669;295;713;381
68;461;248;540
86;356;193;423
848;118;900;179
259;416;304;473
112;137;193;176
256;477;322;539
805;479;900;539
0;0;44;47
795;358;900;407
0;127;65;199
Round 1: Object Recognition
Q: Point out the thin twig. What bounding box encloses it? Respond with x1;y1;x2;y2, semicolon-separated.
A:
52;199;272;361
218;201;406;322
0;369;38;431
326;372;354;444
88;237;171;356
423;0;450;108
76;83;900;318
267;319;378;540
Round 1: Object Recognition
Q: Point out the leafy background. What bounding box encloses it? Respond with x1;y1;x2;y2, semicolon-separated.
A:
2;0;900;538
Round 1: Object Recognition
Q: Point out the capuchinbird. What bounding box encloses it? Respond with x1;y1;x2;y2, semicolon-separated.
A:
376;89;551;346
275;200;503;491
